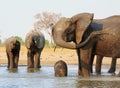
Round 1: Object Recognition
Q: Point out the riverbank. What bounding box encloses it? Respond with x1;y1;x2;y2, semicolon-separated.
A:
0;46;120;66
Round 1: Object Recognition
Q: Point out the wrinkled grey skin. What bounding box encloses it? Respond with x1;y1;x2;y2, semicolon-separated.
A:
25;29;45;70
5;36;20;70
52;13;120;77
54;60;67;77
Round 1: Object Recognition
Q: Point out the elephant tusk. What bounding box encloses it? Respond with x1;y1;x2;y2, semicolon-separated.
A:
54;45;57;52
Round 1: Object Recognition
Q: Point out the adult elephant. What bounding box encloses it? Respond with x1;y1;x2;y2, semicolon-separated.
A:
5;36;20;70
52;13;120;77
25;29;45;70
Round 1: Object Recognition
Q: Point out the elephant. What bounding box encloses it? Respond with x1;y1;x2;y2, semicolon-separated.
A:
52;13;120;77
25;29;45;70
54;60;68;77
53;22;117;74
5;36;20;70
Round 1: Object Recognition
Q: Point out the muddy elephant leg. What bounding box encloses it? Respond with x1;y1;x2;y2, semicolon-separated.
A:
38;52;41;68
14;56;19;68
37;55;41;68
34;52;41;69
95;55;103;74
27;51;34;68
9;52;14;69
7;52;10;68
80;48;93;77
76;49;83;76
14;53;19;68
108;57;117;73
89;54;95;73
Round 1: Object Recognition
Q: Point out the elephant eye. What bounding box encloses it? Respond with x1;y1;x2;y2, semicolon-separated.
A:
13;43;15;46
67;29;72;34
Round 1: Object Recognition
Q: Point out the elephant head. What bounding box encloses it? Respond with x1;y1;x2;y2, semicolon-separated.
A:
52;13;94;49
32;33;45;49
5;36;18;51
25;30;45;49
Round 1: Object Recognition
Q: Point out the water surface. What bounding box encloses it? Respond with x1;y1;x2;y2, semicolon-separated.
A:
0;65;120;88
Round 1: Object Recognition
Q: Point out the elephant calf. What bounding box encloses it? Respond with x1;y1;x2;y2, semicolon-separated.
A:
5;36;20;69
25;29;45;69
54;60;68;77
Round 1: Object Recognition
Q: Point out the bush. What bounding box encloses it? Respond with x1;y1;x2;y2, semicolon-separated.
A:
45;40;50;47
15;36;25;45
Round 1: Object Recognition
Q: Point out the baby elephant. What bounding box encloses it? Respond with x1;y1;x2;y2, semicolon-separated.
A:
54;60;68;77
5;36;21;69
25;29;45;69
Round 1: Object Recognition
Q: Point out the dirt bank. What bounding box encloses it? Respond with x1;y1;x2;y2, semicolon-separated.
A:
0;46;120;66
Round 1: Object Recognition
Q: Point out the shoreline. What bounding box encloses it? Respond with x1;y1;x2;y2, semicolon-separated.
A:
0;46;120;66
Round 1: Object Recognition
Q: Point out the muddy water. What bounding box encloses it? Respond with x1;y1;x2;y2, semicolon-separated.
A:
0;65;120;88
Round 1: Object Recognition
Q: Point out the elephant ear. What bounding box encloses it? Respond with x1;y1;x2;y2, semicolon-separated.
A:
25;35;32;49
75;13;94;44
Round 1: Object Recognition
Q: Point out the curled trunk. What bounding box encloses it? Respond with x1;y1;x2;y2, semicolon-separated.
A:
52;28;76;49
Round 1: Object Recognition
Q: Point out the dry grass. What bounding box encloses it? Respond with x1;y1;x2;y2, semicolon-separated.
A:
0;46;120;66
0;46;78;66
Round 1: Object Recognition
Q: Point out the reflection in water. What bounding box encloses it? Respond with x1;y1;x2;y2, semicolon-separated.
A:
0;65;120;88
7;68;18;73
76;79;120;88
27;68;40;73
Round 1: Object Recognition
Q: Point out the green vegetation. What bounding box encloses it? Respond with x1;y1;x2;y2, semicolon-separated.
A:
45;40;49;47
15;36;25;45
0;39;1;45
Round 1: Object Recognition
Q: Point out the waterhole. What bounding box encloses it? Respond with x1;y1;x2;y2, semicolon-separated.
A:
0;65;120;88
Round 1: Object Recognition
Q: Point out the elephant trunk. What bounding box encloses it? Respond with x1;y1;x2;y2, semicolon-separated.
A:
76;31;105;48
52;27;93;49
52;28;76;49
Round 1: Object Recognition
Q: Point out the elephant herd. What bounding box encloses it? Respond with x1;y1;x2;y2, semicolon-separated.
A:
4;29;67;77
3;13;120;77
5;29;45;71
52;13;120;77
